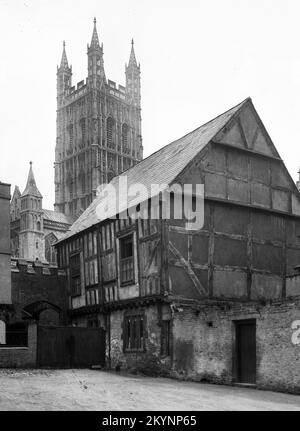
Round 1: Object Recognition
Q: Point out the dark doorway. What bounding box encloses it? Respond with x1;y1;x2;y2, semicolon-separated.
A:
37;326;105;368
235;319;256;384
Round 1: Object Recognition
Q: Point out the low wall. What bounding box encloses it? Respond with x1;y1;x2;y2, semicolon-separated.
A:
0;322;37;368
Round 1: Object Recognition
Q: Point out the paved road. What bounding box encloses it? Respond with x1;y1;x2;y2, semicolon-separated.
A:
0;369;299;410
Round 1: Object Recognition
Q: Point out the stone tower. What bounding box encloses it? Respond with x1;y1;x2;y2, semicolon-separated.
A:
19;162;45;261
54;19;143;218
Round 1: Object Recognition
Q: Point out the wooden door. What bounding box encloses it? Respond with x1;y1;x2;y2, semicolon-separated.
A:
236;320;256;384
38;326;106;368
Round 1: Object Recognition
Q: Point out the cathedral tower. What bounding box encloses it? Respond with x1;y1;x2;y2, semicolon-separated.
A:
55;19;143;218
19;162;45;261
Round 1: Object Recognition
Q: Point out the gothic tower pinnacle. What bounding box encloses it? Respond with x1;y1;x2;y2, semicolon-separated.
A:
87;17;106;86
126;39;141;107
57;41;72;107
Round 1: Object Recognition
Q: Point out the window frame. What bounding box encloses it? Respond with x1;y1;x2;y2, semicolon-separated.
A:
123;312;145;353
119;233;134;286
70;251;81;297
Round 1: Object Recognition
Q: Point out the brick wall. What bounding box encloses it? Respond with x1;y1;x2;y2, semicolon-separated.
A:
0;182;11;305
0;322;37;368
11;259;68;325
172;299;300;393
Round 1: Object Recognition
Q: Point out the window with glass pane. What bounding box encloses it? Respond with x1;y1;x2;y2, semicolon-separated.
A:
120;235;134;285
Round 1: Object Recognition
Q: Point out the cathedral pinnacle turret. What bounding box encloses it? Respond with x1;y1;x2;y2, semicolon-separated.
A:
21;161;42;198
59;41;69;70
126;39;141;107
90;17;100;50
87;17;106;84
128;39;138;68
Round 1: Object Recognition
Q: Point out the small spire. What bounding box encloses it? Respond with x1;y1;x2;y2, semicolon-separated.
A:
21;162;42;198
60;40;69;69
128;38;137;67
90;17;100;49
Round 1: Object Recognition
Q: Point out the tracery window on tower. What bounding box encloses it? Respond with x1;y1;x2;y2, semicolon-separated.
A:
96;147;101;167
69;181;74;200
106;117;115;149
122;123;130;155
80;118;86;145
79;171;86;195
68;124;74;147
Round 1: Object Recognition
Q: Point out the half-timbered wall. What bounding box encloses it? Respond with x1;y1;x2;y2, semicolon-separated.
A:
58;216;162;313
168;142;300;301
168;200;300;300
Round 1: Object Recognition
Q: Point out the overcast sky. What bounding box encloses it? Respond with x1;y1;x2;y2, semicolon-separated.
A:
1;0;300;209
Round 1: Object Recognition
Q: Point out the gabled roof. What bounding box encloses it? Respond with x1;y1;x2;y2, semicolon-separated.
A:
43;209;72;225
21;162;42;198
57;98;251;243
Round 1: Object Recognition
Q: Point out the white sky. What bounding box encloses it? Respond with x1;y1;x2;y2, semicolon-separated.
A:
1;0;300;209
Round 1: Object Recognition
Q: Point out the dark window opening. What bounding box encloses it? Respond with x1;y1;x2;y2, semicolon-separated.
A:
124;314;144;352
70;252;81;296
161;320;171;356
120;235;134;285
5;322;28;347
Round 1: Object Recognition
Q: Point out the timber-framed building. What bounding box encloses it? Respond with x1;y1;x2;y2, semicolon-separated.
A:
56;98;300;392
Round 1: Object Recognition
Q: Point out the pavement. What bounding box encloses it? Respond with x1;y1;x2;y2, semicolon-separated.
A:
0;369;299;411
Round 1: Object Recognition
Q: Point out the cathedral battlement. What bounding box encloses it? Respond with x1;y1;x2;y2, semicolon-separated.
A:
65;78;127;102
66;80;88;100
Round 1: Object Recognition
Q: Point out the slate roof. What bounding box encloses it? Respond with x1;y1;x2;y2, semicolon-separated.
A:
56;98;250;244
43;209;72;225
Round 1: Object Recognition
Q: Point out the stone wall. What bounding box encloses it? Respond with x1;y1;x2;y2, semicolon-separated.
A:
106;297;300;393
172;298;300;393
0;322;37;368
108;304;171;375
